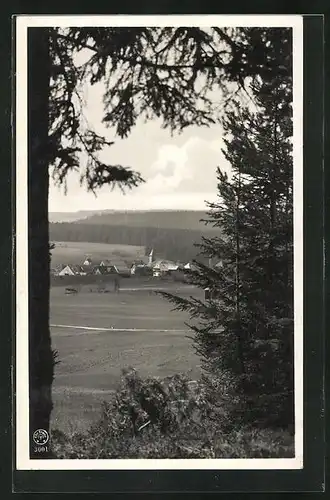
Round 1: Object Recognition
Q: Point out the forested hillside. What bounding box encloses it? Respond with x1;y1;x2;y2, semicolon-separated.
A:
49;222;211;263
73;210;217;231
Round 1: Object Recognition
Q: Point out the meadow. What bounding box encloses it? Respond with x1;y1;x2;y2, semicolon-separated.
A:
50;282;202;433
50;279;294;460
50;241;146;267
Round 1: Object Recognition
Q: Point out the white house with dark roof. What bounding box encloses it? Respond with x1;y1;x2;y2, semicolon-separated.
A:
151;259;179;277
58;265;74;276
58;264;85;276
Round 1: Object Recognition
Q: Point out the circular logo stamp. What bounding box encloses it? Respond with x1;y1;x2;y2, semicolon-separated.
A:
32;429;49;446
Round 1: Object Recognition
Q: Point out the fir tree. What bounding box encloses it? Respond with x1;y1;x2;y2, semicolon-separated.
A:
160;75;293;429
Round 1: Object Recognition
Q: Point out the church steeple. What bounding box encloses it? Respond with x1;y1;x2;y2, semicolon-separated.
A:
148;248;154;266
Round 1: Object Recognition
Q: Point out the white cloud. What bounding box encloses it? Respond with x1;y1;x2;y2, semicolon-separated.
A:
141;135;229;197
49;122;232;212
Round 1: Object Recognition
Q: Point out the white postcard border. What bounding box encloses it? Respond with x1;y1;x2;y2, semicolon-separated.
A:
15;14;304;471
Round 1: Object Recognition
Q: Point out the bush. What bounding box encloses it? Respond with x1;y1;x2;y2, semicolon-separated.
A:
51;369;294;459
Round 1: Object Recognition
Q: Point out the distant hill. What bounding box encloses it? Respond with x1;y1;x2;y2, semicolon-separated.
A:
49;210;220;264
49;210;114;223
54;210;217;232
50;223;211;264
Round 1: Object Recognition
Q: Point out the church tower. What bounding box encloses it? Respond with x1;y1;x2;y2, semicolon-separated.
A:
148;248;154;266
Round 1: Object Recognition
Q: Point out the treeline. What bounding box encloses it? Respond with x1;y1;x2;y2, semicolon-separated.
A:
49;223;208;263
74;210;214;231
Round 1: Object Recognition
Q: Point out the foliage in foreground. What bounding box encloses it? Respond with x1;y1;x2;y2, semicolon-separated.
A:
51;370;294;459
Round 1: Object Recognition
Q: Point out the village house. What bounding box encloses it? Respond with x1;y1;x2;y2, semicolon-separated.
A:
92;264;117;275
134;249;185;278
82;256;92;266
151;259;180;277
183;261;199;272
55;250;195;279
58;264;86;276
52;264;65;276
99;259;110;267
130;260;153;276
80;256;130;276
184;259;223;273
108;258;130;277
130;249;154;276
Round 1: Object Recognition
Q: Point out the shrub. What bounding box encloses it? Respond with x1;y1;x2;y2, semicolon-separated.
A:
51;369;294;459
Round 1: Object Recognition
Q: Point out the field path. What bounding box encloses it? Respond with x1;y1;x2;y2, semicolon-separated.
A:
51;324;190;333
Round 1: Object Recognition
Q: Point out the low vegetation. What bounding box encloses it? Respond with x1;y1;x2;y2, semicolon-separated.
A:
51;369;294;459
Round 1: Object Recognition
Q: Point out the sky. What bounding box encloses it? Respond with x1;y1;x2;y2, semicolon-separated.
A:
49;80;232;213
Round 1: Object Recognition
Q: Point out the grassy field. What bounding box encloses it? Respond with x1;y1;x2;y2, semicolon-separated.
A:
50;241;146;267
50;282;202;433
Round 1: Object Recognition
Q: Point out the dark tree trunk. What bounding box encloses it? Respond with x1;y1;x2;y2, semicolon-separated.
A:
28;28;53;458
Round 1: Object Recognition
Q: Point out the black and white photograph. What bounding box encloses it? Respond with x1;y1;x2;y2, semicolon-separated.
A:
15;15;304;470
